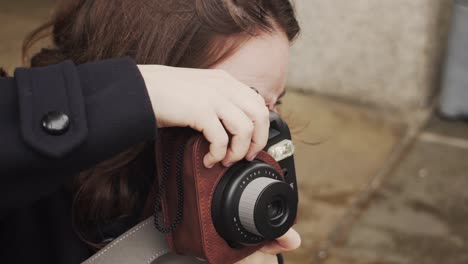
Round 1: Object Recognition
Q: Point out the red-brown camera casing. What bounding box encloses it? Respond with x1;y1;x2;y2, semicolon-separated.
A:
142;128;286;264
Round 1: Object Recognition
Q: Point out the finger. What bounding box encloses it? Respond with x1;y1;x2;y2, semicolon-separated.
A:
230;87;270;160
192;111;229;168
234;251;278;264
217;102;254;167
260;229;301;255
275;228;301;250
245;104;270;161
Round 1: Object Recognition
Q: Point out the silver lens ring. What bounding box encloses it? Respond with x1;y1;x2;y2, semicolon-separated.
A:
238;177;281;236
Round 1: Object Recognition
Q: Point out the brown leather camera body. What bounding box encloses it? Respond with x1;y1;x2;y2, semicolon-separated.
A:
142;128;288;264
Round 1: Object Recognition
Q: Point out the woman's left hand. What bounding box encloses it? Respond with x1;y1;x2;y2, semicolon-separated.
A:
234;228;301;264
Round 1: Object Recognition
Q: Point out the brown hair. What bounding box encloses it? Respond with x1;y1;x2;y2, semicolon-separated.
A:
24;0;300;248
0;68;6;78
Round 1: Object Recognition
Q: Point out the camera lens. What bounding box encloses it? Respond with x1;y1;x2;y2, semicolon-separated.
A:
267;198;286;225
238;177;295;240
267;202;280;219
212;161;298;246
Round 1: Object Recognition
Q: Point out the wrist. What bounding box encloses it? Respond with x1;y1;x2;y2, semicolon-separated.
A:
136;65;166;128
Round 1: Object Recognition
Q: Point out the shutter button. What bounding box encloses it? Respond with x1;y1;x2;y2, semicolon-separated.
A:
41;111;70;135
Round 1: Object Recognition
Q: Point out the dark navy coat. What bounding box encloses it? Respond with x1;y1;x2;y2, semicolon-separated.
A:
0;58;157;263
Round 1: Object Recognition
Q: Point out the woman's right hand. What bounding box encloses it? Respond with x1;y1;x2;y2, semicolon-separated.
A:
137;65;270;169
235;228;302;264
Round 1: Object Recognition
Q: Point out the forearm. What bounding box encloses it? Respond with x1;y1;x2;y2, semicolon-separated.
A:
0;57;156;209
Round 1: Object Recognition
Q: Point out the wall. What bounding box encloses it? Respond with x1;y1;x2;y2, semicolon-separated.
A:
0;0;57;73
287;0;452;110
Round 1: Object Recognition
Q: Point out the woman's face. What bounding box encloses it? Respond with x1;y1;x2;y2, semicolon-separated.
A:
212;30;291;112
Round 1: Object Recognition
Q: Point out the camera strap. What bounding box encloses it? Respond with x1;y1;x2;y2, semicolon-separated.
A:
153;141;186;233
81;216;283;264
82;216;206;264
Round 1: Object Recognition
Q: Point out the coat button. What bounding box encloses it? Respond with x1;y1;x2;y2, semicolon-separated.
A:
41;111;70;135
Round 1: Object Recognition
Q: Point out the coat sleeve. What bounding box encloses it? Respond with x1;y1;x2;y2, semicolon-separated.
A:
0;57;157;209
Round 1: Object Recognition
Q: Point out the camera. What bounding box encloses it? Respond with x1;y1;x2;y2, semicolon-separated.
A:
211;112;298;246
150;112;298;263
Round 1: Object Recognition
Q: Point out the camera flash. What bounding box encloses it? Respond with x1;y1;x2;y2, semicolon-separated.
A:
267;139;295;161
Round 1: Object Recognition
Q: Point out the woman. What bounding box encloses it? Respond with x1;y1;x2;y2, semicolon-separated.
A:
21;0;301;263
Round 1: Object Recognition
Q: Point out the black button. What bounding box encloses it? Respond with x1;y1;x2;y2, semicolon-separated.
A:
41;111;70;135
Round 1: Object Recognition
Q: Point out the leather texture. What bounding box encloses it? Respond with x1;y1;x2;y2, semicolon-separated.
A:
144;128;285;264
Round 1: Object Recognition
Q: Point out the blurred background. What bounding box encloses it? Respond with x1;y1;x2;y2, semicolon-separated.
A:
1;0;468;263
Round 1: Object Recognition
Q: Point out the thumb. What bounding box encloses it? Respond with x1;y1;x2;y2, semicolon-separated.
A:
260;228;301;255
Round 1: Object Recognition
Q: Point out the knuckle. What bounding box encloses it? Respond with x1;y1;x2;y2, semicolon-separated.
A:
216;134;229;148
258;130;269;143
249;142;263;152
212;153;224;161
257;132;269;144
196;106;212;119
254;93;266;104
244;122;255;135
257;141;268;151
256;105;270;121
194;113;213;130
249;107;269;127
228;149;244;160
262;107;271;123
211;148;226;160
261;103;270;115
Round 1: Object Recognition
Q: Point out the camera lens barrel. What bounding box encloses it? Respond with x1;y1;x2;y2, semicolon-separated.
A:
238;177;296;239
238;177;281;236
212;161;298;246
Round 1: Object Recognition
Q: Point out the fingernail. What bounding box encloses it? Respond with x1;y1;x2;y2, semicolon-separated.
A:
224;162;233;167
